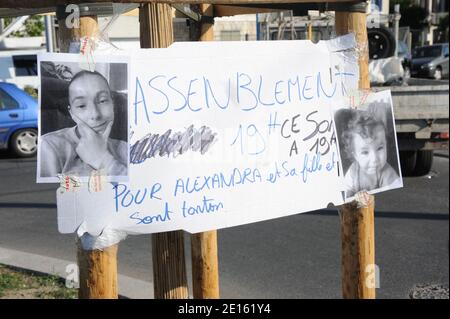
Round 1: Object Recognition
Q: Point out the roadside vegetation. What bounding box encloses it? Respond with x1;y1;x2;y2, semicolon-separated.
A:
0;264;77;299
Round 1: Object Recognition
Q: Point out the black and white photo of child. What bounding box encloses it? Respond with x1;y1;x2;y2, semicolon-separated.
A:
334;90;402;199
38;59;129;182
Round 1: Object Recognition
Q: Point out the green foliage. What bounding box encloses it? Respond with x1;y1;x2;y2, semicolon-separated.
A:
0;265;29;296
24;86;38;100
0;264;77;299
34;274;78;299
35;287;78;299
24;16;45;37
390;0;428;29
438;14;449;31
3;15;44;37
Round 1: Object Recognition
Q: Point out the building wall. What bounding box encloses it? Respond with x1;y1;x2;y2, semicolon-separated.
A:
213;15;257;41
370;0;390;15
173;14;258;42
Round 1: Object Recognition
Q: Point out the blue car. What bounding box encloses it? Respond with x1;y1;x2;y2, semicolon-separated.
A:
0;83;38;157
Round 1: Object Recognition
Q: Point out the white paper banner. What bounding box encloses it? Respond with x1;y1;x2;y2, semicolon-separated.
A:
39;35;362;235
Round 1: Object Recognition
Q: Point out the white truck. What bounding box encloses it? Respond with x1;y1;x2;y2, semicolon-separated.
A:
378;81;449;176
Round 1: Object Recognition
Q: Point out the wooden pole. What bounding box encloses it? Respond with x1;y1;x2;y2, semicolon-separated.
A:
199;4;215;41
335;11;376;299
139;3;188;299
190;3;220;299
339;197;375;299
77;240;118;299
335;11;370;90
56;11;118;299
191;230;220;298
0;0;368;8
57;15;99;53
151;231;188;299
307;22;312;41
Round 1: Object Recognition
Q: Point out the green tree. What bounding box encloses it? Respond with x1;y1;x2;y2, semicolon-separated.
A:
390;0;428;29
3;15;44;37
438;14;448;31
437;14;449;42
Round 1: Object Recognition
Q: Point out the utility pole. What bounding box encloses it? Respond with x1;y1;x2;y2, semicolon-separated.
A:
44;14;54;52
394;4;401;57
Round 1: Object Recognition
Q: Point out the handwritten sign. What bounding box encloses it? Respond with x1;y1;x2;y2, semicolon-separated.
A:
51;35;360;235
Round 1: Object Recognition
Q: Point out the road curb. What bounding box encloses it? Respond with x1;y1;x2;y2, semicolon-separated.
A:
0;246;154;299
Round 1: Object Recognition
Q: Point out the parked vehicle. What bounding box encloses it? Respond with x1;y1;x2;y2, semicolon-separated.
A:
375;81;449;176
368;31;411;85
411;43;449;80
367;26;396;60
0;82;38;157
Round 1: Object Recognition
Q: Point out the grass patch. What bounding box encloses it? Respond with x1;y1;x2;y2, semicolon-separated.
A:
0;266;30;293
0;264;77;299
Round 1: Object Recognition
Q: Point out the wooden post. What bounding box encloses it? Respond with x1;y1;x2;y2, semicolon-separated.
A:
335;11;370;90
57;15;99;53
335;10;376;299
199;4;214;41
139;3;189;299
191;231;220;298
56;10;118;299
139;2;174;48
339;197;375;299
77;241;118;299
307;22;312;41
190;3;220;299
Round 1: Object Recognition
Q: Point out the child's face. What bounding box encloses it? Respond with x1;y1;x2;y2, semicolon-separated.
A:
68;73;114;135
352;125;387;175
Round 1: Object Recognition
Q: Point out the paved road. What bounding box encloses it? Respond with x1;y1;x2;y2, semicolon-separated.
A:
0;150;448;298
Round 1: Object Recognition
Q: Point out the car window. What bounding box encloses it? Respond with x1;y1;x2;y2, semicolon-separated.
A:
0;88;20;110
12;55;37;76
413;46;442;58
444;45;449;56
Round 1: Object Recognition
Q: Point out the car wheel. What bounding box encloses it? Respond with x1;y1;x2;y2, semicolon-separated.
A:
10;129;38;157
414;150;434;176
367;27;396;59
433;67;442;80
400;150;417;176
